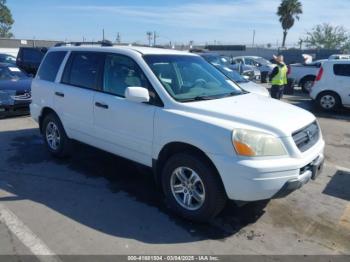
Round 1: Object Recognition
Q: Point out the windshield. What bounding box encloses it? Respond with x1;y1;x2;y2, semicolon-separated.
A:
202;55;231;67
0;54;16;64
144;55;243;102
254;57;271;65
0;66;28;80
217;66;249;83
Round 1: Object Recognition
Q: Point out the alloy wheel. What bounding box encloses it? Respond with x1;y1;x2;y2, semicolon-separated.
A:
170;167;205;211
46;121;61;150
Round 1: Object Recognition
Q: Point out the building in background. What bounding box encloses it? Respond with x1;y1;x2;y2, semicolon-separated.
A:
0;38;60;56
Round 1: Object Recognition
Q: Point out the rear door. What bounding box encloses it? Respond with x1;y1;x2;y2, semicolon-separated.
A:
55;51;104;143
333;63;350;106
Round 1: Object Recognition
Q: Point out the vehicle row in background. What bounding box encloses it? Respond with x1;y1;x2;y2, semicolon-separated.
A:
16;47;47;75
198;53;260;81
231;56;275;83
0;63;32;117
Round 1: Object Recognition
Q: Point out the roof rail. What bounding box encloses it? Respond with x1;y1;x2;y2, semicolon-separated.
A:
54;40;113;47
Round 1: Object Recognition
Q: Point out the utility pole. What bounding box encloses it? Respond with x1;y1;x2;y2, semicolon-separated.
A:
153;31;158;46
298;39;303;49
146;31;152;46
189;40;194;49
116;32;121;44
252;30;256;47
102;29;105;41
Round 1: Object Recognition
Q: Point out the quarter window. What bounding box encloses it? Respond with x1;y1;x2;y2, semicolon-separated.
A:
103;54;149;97
37;51;67;82
333;64;350;77
62;52;103;89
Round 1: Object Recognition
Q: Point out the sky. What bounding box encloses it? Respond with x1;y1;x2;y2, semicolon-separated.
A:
7;0;350;47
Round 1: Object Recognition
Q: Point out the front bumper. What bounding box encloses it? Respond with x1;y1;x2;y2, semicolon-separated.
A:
209;138;325;201
273;154;324;198
0;102;31;117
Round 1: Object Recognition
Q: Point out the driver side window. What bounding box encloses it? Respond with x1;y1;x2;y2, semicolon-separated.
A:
103;54;149;97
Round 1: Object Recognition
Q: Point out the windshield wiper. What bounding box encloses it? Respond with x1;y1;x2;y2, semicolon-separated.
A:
180;96;217;102
180;92;242;102
217;91;243;98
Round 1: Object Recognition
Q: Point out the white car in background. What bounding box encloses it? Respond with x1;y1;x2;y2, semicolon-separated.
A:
31;45;324;221
310;60;350;111
217;66;270;97
232;56;275;81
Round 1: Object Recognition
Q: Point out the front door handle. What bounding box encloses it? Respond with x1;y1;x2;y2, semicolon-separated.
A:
55;92;64;97
95;102;109;109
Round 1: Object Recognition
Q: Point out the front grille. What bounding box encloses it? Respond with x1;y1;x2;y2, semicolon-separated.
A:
11;92;31;101
292;121;320;152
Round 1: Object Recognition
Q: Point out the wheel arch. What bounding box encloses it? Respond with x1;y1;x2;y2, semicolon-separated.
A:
153;142;226;196
299;74;316;86
38;107;60;134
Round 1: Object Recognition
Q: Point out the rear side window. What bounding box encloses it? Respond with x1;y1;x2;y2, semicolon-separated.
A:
333;64;350;77
62;52;104;89
37;51;67;82
22;49;44;63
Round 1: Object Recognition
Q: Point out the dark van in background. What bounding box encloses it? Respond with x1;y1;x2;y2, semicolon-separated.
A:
16;47;47;75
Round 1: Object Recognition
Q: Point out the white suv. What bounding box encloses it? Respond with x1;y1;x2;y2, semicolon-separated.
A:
310;60;350;111
31;46;325;221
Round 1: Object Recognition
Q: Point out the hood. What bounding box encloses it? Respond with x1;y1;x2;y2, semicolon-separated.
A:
239;81;270;97
181;93;315;137
0;78;32;92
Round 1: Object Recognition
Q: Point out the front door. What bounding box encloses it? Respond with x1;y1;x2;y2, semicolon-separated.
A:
93;53;156;166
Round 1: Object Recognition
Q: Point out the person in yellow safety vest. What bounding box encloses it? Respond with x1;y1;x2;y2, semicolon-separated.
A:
269;55;288;100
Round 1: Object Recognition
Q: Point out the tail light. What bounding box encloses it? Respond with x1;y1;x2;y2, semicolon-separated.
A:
315;67;324;82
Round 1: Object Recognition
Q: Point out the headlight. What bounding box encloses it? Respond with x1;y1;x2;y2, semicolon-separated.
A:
232;129;287;157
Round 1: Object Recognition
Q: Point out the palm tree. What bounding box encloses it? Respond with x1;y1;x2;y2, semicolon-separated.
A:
277;0;303;48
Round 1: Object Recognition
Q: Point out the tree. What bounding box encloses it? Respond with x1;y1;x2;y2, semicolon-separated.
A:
0;0;14;38
303;23;349;49
343;41;350;53
277;0;303;48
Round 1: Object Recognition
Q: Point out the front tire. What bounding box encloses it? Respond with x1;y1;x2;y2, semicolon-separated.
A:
316;91;341;112
161;153;227;222
42;113;71;158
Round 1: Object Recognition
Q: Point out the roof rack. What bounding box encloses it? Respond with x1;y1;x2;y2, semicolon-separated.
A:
54;40;113;47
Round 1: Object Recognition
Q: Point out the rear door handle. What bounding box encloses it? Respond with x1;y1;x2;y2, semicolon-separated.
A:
55;92;64;97
95;102;109;109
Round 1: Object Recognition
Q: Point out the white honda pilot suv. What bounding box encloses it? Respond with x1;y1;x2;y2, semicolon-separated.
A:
31;46;325;221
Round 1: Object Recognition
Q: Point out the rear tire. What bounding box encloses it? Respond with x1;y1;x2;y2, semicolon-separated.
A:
161;153;227;222
42;113;71;158
301;76;315;93
316;91;341;112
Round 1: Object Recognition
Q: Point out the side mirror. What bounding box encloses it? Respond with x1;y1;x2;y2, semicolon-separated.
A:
125;87;150;103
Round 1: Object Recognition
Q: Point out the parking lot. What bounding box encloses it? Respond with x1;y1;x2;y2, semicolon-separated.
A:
0;91;349;257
